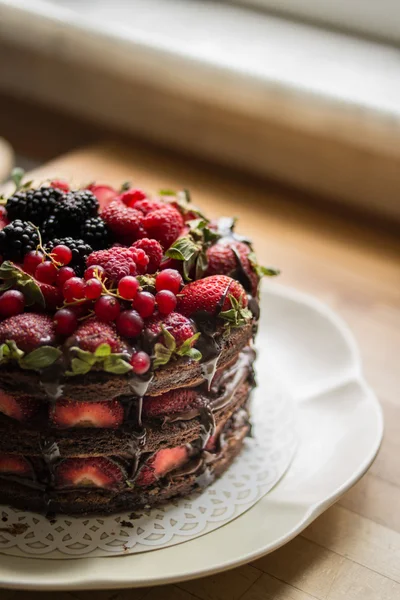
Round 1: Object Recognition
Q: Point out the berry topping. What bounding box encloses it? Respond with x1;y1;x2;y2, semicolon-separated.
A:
37;281;63;311
86;247;138;283
102;199;146;244
0;454;32;477
141;205;184;249
130;350;151;374
35;261;58;284
119;188;147;207
155;269;183;294
51;244;72;266
142;389;198;419
133;198;165;215
0;391;40;421
0;220;40;261
136;446;188;487
51;189;99;235
57;266;76;287
55;457;125;489
81;216;111;250
0;313;56;352
86;184;118;210
50;398;124;429
73;318;123;353
63;277;86;302
0;290;25;317
54;308;78;336
178;275;248;317
46;237;93;276
84;278;103;300
116;310;143;338
155;289;177;315
206;240;259;295
146;312;196;346
132;238;163;273
94;295;121;322
50;179;70;192
132;291;155;318
23;250;44;275
5;186;64;225
118;276;139;300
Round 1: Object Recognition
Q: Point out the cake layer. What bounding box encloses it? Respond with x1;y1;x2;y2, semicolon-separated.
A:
0;406;250;515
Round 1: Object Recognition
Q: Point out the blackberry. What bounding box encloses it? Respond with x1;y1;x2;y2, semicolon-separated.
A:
41;214;62;242
6;186;64;225
0;220;39;261
46;237;93;276
43;190;99;238
81;216;111;250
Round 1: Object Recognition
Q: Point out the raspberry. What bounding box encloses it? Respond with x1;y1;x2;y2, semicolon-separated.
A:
141;206;184;249
86;247;138;283
102;199;146;244
0;290;25;317
132;238;163;272
118;276;139;300
35;261;58;284
119;189;147;207
116;310;143;338
130;248;149;274
94;295;121;322
53;308;78;336
155;269;183;294
156;290;177;315
134;198;165;215
130;351;151;374
132;291;155;318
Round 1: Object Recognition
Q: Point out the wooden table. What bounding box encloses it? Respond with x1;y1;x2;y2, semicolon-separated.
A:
1;142;400;600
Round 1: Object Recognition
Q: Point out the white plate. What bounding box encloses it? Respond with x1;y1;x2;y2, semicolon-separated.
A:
0;283;383;590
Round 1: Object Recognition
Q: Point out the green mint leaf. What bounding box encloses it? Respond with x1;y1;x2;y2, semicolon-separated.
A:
176;332;200;356
0;261;45;307
19;346;62;370
153;343;173;368
159;189;176;196
103;355;132;374
185;348;202;361
161;326;176;352
120;181;131;192
70;347;97;366
11;167;25;191
94;343;111;358
69;358;93;376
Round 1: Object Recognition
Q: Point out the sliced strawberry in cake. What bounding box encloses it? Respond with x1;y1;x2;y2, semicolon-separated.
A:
136;446;188;487
0;391;40;422
0;454;32;477
50;399;124;429
55;457;125;489
142;389;200;419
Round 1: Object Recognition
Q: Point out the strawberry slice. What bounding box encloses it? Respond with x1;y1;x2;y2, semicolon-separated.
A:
87;184;118;210
136;446;188;487
51;399;124;429
0;391;40;421
55;457;125;489
0;454;32;476
142;389;199;419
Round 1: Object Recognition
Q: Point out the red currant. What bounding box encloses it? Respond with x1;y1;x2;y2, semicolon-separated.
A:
63;277;86;302
50;179;70;192
132;291;155;318
120;188;147;207
130;351;151;374
116;310;144;338
0;290;24;317
52;244;72;266
57;266;76;288
155;269;183;294
35;261;58;284
94;295;121;322
53;308;78;336
118;276;139;300
85;278;103;300
23;250;44;275
156;290;177;315
84;265;106;281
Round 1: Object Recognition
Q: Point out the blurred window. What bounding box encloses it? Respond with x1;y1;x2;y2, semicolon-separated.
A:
232;0;400;44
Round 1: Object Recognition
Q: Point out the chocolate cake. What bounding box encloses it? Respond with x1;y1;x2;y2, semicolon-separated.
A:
0;175;278;515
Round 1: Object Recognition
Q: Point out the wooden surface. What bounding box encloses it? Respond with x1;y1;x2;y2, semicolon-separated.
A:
1;141;400;600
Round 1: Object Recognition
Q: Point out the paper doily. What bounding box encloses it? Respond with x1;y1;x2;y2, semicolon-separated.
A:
0;374;297;558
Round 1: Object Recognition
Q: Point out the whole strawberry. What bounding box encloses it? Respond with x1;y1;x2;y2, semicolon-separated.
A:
72;318;124;353
132;238;163;273
206;240;259;296
178;275;247;317
86;247;138;283
141;205;184;249
145;312;197;347
87;184;118;210
102;199;146;244
0;313;56;352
